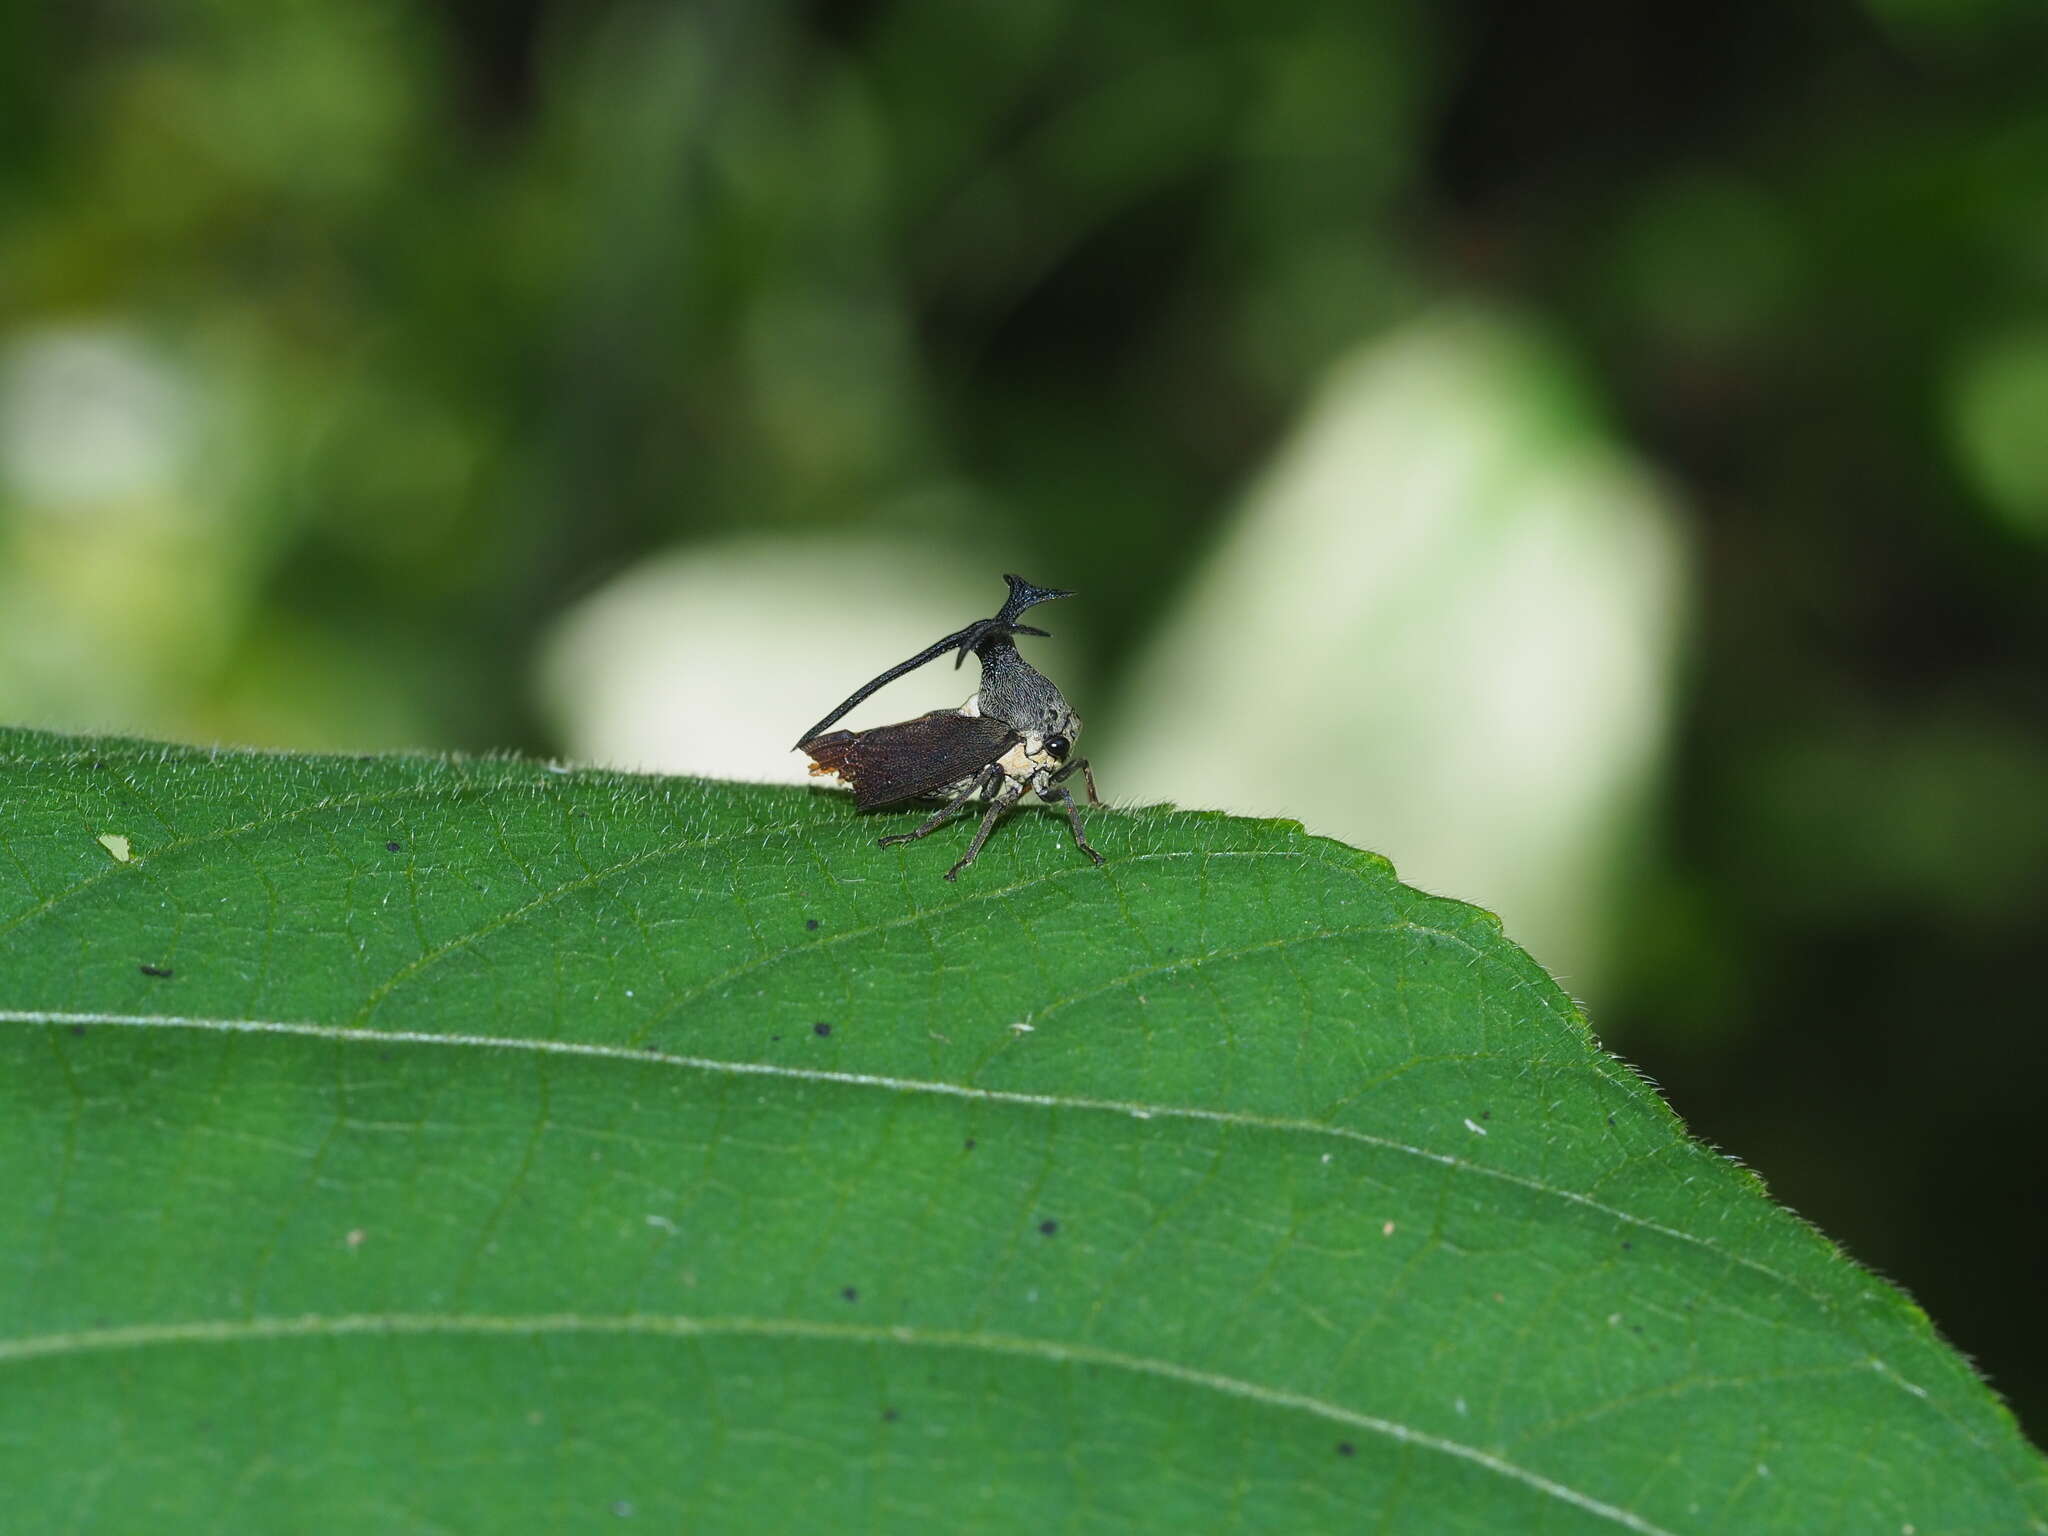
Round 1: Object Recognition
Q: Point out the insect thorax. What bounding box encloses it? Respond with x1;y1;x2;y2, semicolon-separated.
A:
949;647;1081;802
973;643;1078;741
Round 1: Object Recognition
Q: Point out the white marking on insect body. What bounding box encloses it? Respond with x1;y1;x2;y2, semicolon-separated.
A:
998;734;1064;785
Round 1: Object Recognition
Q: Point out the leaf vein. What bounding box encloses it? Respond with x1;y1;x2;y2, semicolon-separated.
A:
0;1009;1840;1304
0;1310;1681;1535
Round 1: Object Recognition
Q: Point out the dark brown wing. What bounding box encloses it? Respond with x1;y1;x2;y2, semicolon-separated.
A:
801;714;1016;809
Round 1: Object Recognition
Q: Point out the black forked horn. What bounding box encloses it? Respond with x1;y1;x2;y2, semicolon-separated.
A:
791;574;1076;749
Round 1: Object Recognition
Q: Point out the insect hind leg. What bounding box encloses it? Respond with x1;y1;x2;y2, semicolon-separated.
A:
945;781;1024;881
877;770;992;850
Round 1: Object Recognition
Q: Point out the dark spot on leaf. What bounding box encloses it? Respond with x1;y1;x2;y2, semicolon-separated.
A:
90;759;105;770
1038;1219;1058;1236
1606;1114;1616;1126
842;1286;858;1302
813;1022;832;1037
806;918;820;931
68;1024;87;1037
1631;1324;1644;1333
385;841;401;853
641;1043;662;1053
1336;1442;1356;1457
963;1139;977;1151
771;1035;781;1042
138;964;173;979
1480;1110;1491;1120
882;1406;899;1422
1621;1241;1633;1251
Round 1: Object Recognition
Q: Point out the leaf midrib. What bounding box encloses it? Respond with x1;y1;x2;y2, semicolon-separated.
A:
0;1309;1682;1536
0;1007;1888;1322
15;1009;2010;1502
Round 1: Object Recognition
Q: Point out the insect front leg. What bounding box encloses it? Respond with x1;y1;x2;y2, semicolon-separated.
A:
877;768;997;850
1038;781;1105;866
946;779;1025;881
1048;756;1100;806
1064;757;1097;806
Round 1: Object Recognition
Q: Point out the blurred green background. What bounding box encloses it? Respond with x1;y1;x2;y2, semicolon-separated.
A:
3;0;2044;1445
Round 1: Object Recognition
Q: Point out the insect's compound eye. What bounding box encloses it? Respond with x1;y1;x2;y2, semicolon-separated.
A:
1044;734;1071;760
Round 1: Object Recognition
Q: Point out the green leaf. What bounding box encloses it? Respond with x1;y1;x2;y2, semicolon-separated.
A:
1;725;2040;1534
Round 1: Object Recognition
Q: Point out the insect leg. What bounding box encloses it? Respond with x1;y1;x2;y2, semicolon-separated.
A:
877;770;994;849
1047;756;1101;806
945;782;1024;881
1064;757;1102;805
1038;782;1105;866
